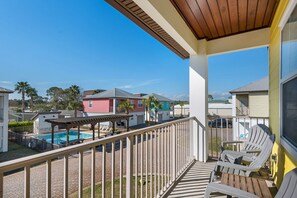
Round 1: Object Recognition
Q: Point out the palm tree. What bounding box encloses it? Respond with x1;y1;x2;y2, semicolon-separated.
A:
66;85;83;117
118;99;134;114
15;81;30;113
144;96;156;123
26;87;38;111
152;100;163;122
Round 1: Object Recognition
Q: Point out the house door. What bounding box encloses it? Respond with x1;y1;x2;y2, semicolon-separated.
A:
137;115;144;125
158;114;163;123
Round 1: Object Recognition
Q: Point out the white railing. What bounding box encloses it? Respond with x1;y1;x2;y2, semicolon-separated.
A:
0;117;201;198
208;115;269;159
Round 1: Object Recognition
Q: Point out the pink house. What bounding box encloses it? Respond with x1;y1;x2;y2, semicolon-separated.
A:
83;88;145;126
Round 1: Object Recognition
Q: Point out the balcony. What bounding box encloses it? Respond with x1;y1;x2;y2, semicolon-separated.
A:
0;114;271;197
0;117;205;197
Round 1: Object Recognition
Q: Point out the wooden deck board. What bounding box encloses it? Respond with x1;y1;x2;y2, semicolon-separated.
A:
167;161;226;198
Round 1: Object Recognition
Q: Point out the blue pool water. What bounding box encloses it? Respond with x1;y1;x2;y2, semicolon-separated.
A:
34;131;93;144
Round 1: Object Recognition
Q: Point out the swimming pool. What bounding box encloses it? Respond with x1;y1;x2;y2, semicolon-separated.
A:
34;131;94;144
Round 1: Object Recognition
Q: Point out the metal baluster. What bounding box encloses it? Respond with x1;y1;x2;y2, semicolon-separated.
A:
150;131;153;198
120;139;123;198
46;160;51;198
91;147;95;198
172;124;176;182
112;141;115;198
78;151;83;198
216;119;218;158
154;130;157;196
135;135;138;198
145;133;148;198
64;155;68;198
24;166;30;198
157;129;160;195
102;144;106;198
140;134;144;198
126;136;133;198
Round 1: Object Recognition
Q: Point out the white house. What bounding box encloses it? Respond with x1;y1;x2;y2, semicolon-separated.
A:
31;112;61;134
208;100;232;116
0;87;13;152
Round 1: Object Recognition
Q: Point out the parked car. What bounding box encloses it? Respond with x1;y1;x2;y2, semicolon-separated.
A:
208;118;232;128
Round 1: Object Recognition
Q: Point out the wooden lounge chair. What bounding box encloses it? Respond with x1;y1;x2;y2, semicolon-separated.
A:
210;134;275;181
221;124;272;163
205;168;297;198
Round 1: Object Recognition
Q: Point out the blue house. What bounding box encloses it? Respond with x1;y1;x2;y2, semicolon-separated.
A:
142;93;172;122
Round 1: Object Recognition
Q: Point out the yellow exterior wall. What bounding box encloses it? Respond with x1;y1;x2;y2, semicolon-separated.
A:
249;92;269;117
269;0;297;187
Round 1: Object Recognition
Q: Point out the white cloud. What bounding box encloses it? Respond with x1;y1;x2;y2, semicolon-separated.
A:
209;91;231;100
172;93;189;101
118;79;160;89
118;85;133;89
0;81;12;84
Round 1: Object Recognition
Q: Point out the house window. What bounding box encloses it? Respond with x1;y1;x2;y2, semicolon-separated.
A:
280;4;297;159
138;100;143;107
89;100;92;108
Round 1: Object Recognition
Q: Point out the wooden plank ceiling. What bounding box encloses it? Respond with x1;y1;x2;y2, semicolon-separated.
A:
105;0;279;59
105;0;190;59
171;0;279;40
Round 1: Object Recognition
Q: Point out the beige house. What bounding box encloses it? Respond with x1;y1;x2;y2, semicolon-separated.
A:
230;77;269;118
230;77;269;140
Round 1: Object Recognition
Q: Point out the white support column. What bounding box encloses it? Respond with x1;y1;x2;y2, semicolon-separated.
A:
2;94;9;152
231;94;238;140
189;40;208;162
113;98;116;114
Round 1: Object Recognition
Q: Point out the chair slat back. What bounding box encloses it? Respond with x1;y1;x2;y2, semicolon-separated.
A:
275;168;297;198
244;124;272;151
249;134;275;168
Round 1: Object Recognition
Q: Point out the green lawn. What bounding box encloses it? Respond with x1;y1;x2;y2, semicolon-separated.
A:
0;141;39;163
70;176;160;198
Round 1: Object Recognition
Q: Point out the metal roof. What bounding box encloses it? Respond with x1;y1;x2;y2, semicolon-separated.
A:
84;88;142;99
230;77;269;94
31;111;61;120
45;114;132;127
0;87;13;93
142;93;172;102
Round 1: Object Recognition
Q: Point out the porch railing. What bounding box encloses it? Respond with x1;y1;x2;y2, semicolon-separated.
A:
0;117;201;198
208;115;269;159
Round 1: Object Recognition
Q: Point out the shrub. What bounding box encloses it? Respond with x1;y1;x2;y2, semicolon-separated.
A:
8;121;33;128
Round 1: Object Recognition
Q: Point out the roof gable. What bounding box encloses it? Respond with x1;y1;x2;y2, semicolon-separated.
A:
84;88;142;99
0;87;13;93
230;77;269;94
142;93;172;102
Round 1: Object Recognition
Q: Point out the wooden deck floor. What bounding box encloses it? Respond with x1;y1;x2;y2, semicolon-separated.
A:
167;161;226;198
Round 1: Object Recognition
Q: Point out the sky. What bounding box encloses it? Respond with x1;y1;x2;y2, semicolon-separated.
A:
0;0;268;101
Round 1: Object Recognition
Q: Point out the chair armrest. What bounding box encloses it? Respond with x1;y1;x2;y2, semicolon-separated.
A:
205;183;259;198
221;140;244;146
216;161;260;172
245;149;262;154
221;150;255;162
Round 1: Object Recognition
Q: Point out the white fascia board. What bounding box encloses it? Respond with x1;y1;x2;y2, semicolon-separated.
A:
279;0;297;29
207;28;270;56
133;0;198;55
